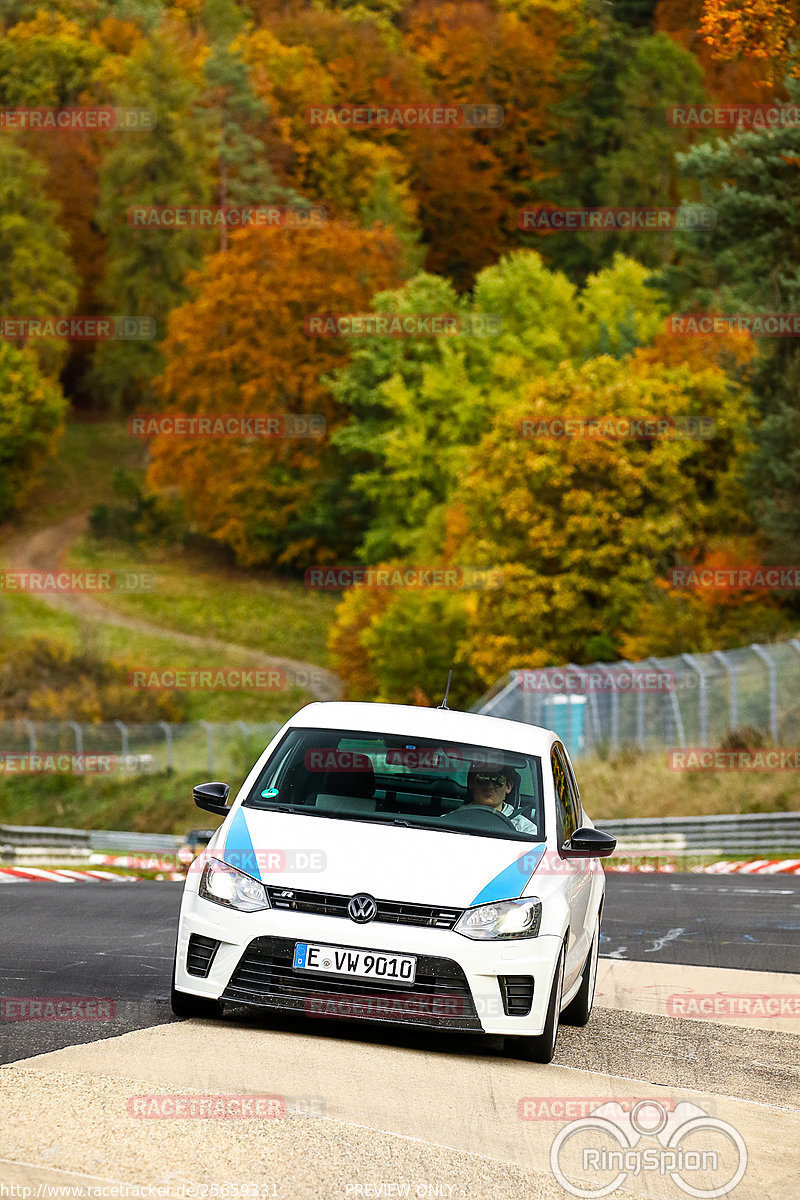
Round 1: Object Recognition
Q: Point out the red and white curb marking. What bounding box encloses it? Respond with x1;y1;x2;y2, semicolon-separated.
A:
700;858;800;875
2;860;799;881
0;867;184;882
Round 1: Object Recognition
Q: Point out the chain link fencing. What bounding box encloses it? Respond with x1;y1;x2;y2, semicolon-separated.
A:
0;719;282;778
474;637;800;760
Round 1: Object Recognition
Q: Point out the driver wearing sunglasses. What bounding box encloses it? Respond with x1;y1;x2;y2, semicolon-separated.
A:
466;763;539;835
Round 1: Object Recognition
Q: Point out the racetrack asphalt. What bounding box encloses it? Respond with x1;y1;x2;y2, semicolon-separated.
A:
1;874;798;1198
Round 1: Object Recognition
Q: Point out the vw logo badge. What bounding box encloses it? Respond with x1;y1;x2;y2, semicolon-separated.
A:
347;893;377;923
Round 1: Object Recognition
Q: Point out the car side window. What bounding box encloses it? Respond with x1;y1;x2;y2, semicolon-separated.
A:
561;748;583;828
551;744;578;848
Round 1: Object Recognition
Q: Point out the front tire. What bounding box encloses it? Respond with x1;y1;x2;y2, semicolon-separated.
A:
507;943;565;1064
561;917;599;1027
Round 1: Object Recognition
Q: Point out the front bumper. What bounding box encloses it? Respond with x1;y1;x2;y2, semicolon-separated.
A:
174;889;564;1037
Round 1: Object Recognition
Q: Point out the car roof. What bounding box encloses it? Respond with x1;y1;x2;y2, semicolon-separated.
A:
286;701;558;757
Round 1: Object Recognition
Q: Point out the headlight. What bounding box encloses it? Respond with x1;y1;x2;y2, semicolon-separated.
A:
199;858;269;912
454;897;541;940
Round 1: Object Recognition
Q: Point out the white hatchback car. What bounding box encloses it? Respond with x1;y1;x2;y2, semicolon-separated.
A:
171;701;616;1062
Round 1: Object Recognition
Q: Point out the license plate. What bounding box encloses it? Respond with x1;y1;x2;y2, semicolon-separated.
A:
293;942;417;985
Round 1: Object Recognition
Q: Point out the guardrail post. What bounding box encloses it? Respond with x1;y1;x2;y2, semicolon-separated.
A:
681;653;708;745
21;718;35;754
594;662;619;751
199;721;215;775
751;643;778;741
651;656;686;747
157;721;174;771
114;720;129;758
66;720;83;757
712;650;739;731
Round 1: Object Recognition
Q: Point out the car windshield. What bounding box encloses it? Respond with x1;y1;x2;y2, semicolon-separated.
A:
244;727;545;841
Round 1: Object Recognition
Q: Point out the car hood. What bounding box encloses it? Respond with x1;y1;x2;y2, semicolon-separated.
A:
209;805;546;908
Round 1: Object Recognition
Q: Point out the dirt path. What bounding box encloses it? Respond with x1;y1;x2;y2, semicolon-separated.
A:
1;516;341;702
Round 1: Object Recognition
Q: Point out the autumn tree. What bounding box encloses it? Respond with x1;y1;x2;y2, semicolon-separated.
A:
404;0;571;285
0;341;67;520
699;0;800;83
146;220;405;566
655;0;775;103
329;252;666;564
0;136;80;378
201;0;293;251
239;11;423;269
89;21;216;410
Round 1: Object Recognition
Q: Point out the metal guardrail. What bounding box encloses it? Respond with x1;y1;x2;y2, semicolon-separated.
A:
0;823;90;848
88;830;182;853
597;811;800;854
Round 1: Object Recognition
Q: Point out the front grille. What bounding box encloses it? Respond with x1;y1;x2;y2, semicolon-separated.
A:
265;886;462;930
222;935;482;1031
499;975;534;1016
186;934;220;978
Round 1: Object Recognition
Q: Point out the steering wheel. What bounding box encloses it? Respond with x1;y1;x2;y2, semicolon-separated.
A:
443;804;518;833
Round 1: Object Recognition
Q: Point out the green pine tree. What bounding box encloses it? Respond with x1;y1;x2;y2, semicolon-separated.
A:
88;27;216;412
0;136;79;378
662;76;800;565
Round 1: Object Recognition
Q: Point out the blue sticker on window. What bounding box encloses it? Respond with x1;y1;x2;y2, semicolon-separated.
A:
261;788;280;798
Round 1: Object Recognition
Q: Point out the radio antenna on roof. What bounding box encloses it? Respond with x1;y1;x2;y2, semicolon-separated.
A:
437;667;454;710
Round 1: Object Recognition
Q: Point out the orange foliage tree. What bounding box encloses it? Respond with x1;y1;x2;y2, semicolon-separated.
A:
146;220;406;567
699;0;799;83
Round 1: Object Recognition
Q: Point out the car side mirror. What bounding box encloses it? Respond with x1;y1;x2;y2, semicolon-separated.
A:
193;781;231;816
561;826;616;858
